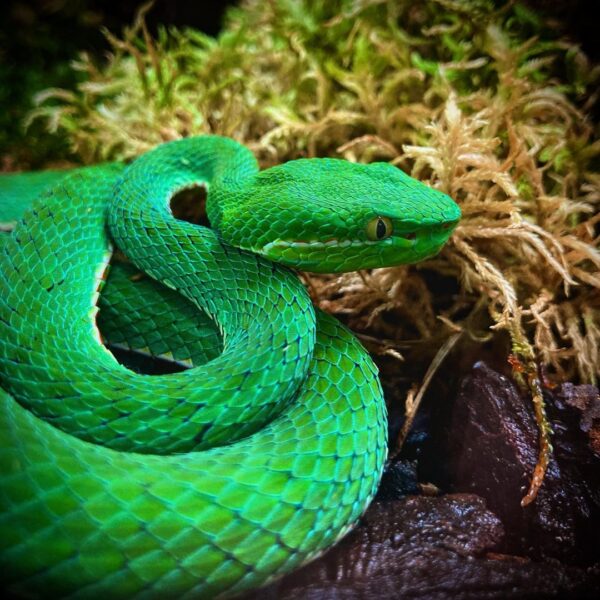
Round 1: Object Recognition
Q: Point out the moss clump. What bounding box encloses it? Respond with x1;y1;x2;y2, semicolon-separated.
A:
29;0;599;387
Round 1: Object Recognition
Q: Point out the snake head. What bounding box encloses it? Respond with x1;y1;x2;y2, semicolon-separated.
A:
213;159;461;273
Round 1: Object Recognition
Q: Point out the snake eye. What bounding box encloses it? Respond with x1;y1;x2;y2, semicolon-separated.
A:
366;216;393;241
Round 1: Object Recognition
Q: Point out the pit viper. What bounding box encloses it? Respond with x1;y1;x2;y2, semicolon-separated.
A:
0;136;460;598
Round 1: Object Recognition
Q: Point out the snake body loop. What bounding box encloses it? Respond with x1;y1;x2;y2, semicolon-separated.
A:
0;136;460;597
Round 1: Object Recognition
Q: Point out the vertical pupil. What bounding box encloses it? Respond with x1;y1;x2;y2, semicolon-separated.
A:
376;218;387;239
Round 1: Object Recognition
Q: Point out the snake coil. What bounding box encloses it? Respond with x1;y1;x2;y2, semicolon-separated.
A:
0;136;460;598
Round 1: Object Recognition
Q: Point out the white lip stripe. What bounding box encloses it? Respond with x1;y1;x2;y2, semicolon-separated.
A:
261;239;383;252
259;235;418;253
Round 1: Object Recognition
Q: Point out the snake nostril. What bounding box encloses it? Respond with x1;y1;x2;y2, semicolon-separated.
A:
404;232;417;240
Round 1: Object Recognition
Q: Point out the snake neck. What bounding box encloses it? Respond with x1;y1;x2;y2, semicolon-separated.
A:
109;136;260;321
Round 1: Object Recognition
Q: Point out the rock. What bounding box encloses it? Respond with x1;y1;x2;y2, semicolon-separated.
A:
556;383;600;454
420;361;600;565
375;459;420;500
243;494;598;599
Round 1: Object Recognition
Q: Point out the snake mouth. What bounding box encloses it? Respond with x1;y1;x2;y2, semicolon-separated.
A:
256;235;421;272
261;234;417;254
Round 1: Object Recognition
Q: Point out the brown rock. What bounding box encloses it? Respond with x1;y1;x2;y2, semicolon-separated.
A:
420;361;600;565
243;494;598;599
557;383;600;453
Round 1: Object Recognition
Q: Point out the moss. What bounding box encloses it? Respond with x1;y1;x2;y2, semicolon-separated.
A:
26;0;599;389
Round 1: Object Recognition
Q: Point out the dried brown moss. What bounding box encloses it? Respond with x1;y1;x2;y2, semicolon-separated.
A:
29;0;599;388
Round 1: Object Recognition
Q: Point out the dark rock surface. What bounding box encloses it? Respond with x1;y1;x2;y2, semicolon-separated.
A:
420;362;600;565
245;494;598;599
556;383;600;454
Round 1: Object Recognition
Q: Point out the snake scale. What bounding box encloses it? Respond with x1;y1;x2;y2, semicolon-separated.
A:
0;136;460;598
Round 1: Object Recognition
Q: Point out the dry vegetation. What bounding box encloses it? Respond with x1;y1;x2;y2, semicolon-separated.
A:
28;0;599;480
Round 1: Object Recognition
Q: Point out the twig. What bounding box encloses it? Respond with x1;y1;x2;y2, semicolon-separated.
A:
508;353;554;507
390;331;462;460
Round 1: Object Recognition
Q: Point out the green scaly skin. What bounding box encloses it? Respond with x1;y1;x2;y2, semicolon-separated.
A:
0;136;460;598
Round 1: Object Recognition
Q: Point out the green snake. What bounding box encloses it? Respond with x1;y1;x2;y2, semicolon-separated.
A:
0;136;460;598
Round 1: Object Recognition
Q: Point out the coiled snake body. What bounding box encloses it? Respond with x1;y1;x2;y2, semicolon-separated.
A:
0;136;460;597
